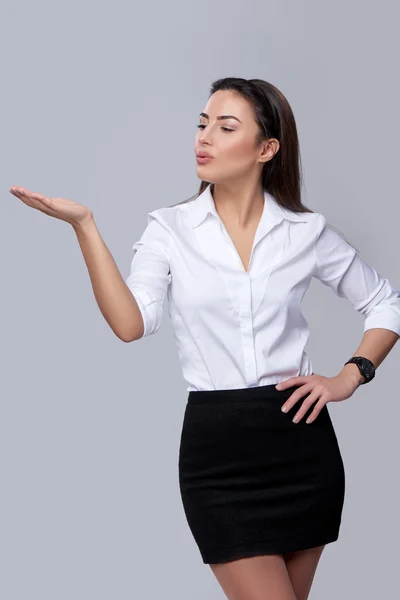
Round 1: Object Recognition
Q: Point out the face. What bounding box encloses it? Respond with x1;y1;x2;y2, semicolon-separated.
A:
194;89;279;184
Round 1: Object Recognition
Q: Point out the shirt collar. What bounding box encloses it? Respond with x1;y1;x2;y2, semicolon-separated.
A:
188;184;309;229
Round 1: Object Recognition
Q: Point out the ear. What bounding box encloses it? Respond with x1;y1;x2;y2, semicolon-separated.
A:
259;138;280;163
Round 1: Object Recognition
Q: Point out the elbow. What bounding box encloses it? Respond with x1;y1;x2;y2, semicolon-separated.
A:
119;334;140;343
119;321;145;343
118;297;162;341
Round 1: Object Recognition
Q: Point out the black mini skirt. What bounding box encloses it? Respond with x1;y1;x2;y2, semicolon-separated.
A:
178;383;345;564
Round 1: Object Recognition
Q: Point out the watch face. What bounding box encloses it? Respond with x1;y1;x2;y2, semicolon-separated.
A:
365;364;375;377
358;358;375;379
346;357;375;382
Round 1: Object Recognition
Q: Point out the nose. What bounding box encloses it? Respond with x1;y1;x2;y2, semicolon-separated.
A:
198;125;213;145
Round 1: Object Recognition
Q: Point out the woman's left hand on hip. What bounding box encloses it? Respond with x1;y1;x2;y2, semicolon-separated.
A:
276;373;358;424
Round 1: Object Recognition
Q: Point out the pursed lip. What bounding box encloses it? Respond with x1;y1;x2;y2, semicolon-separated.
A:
196;152;214;159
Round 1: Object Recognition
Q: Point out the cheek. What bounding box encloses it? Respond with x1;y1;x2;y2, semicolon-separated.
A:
218;137;256;172
224;134;253;156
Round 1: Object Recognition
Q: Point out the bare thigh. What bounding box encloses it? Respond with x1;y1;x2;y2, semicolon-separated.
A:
283;545;326;600
209;553;297;600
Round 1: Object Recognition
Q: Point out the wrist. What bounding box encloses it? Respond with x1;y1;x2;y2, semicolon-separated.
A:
72;212;95;233
339;363;366;388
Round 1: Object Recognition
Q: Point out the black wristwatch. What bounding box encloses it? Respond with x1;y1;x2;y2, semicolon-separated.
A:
344;356;376;384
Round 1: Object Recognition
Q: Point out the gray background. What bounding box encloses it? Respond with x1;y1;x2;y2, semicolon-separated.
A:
1;1;399;597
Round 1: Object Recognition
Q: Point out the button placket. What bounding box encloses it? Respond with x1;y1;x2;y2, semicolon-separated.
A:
238;274;258;385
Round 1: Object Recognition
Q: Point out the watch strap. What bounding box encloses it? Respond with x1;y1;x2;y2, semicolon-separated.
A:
344;356;376;384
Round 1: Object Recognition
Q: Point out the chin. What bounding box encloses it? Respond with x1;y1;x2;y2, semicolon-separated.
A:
196;164;215;172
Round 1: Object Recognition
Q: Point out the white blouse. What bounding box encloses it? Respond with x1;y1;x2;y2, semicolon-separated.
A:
126;184;400;391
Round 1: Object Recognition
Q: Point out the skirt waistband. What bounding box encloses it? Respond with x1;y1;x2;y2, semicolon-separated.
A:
187;383;300;404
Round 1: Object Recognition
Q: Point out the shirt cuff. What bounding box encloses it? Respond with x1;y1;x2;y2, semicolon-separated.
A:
364;309;400;337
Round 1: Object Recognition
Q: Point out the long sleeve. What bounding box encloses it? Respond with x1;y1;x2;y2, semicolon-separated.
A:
125;211;172;337
313;221;400;336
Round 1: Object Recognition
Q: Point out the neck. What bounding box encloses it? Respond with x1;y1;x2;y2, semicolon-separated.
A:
211;181;265;228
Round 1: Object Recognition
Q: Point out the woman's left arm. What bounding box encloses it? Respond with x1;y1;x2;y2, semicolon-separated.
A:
337;327;399;388
277;219;400;423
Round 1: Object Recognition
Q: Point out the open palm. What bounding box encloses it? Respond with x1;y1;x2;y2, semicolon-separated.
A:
9;186;92;228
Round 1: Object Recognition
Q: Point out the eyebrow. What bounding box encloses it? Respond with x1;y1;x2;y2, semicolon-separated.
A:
199;112;242;123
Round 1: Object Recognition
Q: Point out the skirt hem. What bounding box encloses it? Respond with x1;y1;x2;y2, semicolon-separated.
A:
200;532;340;564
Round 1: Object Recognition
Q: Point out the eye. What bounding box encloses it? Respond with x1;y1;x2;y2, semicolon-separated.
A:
197;124;234;132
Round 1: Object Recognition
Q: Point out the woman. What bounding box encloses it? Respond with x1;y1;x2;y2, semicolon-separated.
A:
9;77;400;600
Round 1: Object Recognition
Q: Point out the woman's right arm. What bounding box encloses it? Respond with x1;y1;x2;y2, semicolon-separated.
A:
73;216;145;342
9;186;146;342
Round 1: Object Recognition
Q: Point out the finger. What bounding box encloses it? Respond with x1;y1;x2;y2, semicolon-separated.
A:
291;389;322;423
10;187;34;202
10;186;25;197
29;193;56;216
10;187;51;208
280;381;315;413
10;186;31;196
275;376;309;390
31;192;50;205
9;187;37;208
305;398;328;424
